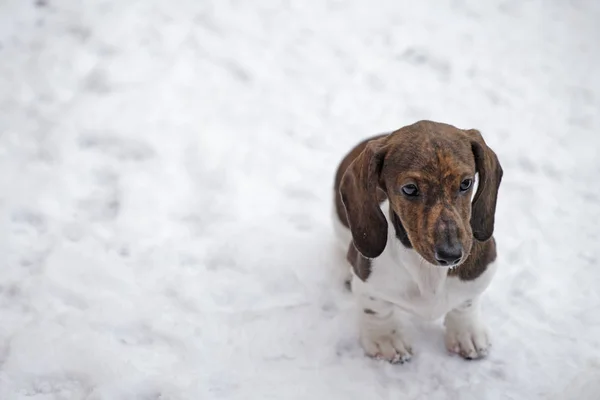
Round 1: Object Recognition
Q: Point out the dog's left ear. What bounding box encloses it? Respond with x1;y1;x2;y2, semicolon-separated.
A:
463;129;503;241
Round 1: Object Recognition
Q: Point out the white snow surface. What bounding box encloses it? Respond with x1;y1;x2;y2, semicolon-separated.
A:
1;0;600;399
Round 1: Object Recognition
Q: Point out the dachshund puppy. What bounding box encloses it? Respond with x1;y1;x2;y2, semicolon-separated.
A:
333;120;503;363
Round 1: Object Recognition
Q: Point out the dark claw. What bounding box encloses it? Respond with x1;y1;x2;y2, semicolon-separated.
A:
344;279;352;291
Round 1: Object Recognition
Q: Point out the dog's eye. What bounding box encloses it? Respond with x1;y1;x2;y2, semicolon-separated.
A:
401;184;419;197
460;178;473;192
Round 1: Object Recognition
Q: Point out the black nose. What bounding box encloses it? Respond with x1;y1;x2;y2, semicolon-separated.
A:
434;245;463;266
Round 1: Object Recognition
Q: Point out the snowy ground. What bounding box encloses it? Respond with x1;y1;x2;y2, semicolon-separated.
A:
1;0;599;399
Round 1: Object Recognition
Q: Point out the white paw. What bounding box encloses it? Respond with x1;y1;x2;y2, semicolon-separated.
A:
360;329;413;364
444;322;490;360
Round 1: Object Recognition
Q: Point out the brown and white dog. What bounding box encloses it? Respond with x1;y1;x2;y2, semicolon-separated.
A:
333;120;503;363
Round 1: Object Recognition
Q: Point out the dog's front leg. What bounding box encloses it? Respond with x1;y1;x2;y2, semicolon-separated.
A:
444;296;490;359
357;294;413;364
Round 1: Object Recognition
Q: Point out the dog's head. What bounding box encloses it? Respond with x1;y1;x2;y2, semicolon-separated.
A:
340;120;503;267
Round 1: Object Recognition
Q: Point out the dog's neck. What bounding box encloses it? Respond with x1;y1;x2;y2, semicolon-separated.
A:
386;203;448;297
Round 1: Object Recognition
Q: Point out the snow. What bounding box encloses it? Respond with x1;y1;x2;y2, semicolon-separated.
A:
1;0;599;398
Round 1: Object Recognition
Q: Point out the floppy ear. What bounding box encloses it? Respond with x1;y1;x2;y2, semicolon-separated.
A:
464;129;503;241
339;137;388;258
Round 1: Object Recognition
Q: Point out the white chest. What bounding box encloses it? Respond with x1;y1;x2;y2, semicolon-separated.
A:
350;203;497;321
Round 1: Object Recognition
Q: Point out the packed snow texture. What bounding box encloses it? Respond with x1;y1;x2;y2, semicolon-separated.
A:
1;0;599;399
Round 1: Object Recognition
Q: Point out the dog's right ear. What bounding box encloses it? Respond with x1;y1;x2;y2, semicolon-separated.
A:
339;137;388;258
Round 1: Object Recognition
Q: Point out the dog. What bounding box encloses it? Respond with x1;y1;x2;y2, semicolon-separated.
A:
333;120;503;363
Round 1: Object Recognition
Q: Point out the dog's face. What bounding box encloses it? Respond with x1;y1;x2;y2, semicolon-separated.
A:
340;121;503;266
383;127;479;266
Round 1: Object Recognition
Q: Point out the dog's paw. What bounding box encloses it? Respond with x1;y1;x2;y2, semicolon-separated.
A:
361;329;413;364
444;323;490;360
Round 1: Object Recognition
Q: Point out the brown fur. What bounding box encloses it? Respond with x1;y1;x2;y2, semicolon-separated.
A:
449;237;497;280
334;120;502;281
334;134;388;229
346;242;372;281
